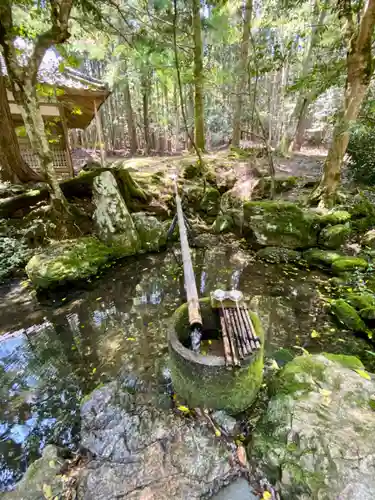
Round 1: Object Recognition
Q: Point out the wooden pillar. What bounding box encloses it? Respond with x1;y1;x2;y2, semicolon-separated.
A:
94;99;106;166
58;104;74;178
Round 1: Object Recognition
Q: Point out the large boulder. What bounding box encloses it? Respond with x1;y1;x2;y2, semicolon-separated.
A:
132;212;167;252
25;237;113;289
318;223;351;249
92;171;141;256
243;201;319;248
331;256;368;274
303;248;344;269
251;354;375;499
76;380;239;499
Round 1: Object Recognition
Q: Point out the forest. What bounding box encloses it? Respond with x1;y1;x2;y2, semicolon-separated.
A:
2;0;375;499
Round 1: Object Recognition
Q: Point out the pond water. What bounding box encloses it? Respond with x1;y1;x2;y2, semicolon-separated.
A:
0;245;374;491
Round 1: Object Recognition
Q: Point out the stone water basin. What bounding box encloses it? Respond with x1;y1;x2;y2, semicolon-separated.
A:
169;298;264;413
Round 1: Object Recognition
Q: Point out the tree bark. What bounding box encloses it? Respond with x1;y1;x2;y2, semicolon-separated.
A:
0;0;73;207
280;0;327;154
123;80;138;154
141;71;150;154
17;81;69;209
0;76;44;183
192;0;205;151
311;0;375;206
232;0;253;147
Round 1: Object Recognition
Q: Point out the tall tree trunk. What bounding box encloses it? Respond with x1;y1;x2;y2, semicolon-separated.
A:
0;76;42;183
123;77;138;154
290;96;310;151
232;0;253;147
192;0;205;151
311;0;375;206
141;72;150;154
174;80;180;150
280;0;327;154
17;81;68;209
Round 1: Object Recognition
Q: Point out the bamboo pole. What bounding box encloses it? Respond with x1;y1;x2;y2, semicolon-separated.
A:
174;181;202;328
94;99;106;167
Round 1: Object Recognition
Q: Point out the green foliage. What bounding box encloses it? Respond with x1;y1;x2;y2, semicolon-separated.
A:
0;237;32;283
347;123;375;185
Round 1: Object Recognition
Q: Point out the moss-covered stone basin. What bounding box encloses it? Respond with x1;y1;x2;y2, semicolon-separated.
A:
169;298;264;413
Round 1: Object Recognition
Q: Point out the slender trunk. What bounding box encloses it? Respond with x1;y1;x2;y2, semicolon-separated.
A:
290;96;310;151
311;76;368;206
280;0;327;154
174;81;180;150
192;0;205;151
311;0;375;206
16;80;68;208
232;0;253;147
0;76;42;183
123;78;138;154
141;72;150;154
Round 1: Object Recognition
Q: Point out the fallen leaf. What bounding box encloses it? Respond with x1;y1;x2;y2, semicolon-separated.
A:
48;460;56;468
311;330;320;338
236;445;247;467
42;483;53;499
177;405;190;413
262;492;272;500
126;337;136;341
92;367;97;374
214;428;221;437
96;297;102;301
355;369;371;380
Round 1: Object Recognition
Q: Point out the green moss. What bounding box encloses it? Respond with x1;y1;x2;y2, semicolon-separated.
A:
243;201;319;249
199;187;221;216
318;223;351;249
359;307;375;321
322;353;364;370
212;214;234;233
26;237;113;289
274;175;299;193
330;299;367;332
275;355;326;396
319;211;351;225
345;291;375;310
169;300;264;413
132;213;167;252
256;247;301;264
331;257;368;274
303;248;343;268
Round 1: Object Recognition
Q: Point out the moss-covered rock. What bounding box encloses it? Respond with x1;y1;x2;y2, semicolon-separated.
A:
330;298;367;332
132;213;167;252
212;214;234;233
200;187;221;216
256;246;301;264
2;445;66;500
243;201;319;248
360;307;375;321
25;237;113;289
362;229;375;248
319;210;351;225
318;223;351;249
169;299;264;413
250;354;375;499
345;291;375;310
331;256;368;274
92;170;141;256
303;248;343;268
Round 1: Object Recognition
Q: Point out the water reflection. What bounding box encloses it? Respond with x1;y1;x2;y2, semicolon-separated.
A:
0;247;371;491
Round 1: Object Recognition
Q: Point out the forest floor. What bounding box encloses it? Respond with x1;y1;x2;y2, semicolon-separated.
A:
108;147;326;180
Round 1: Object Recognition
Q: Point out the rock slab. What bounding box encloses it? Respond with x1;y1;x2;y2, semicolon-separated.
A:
251;354;375;499
92;170;141;256
77;381;239;499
